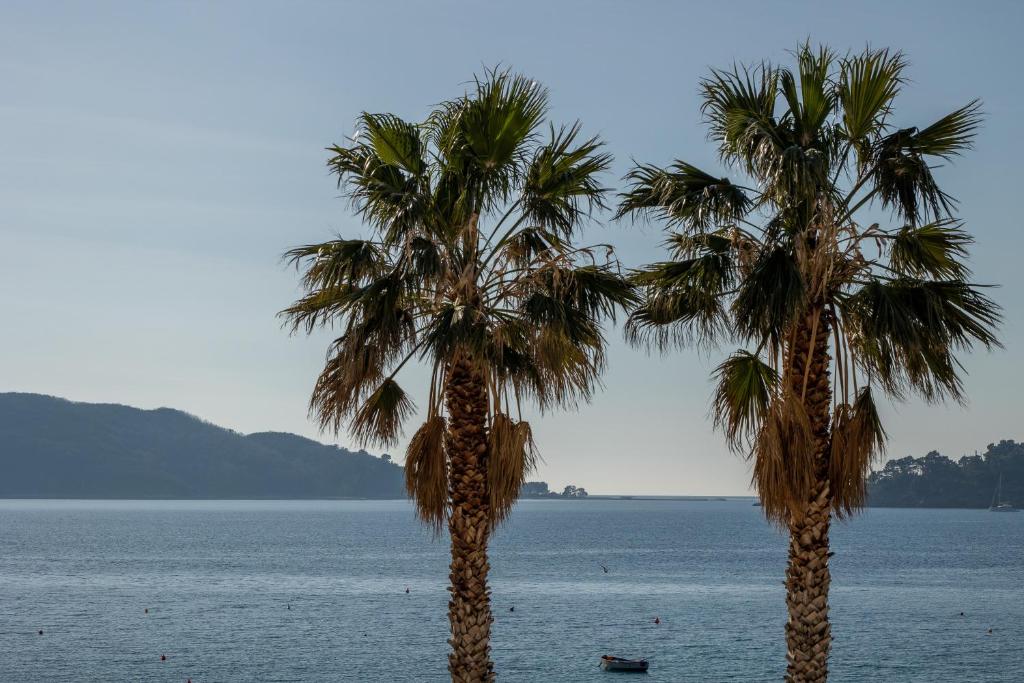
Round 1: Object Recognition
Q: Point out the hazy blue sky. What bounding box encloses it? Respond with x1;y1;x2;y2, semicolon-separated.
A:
2;0;1022;494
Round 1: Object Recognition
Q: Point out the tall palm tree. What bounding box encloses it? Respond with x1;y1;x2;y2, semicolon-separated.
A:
618;45;1000;682
283;70;633;682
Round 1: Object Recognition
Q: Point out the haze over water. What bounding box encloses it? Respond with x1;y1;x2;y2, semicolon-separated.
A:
2;499;1021;681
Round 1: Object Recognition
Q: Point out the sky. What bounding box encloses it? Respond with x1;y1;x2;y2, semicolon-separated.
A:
2;0;1022;495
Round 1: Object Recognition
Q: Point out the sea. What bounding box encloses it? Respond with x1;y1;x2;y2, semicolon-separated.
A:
1;498;1021;682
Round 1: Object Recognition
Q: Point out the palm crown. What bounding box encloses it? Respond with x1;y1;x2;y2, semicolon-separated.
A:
618;45;1000;522
284;70;633;528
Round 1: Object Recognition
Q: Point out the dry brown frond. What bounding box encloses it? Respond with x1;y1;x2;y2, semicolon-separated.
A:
753;393;816;525
350;378;415;447
829;387;887;517
487;413;539;527
405;415;449;533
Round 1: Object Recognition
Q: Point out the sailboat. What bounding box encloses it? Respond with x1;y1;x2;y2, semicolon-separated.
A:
989;473;1018;512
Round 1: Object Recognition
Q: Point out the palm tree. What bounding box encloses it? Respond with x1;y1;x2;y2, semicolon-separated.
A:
618;45;1000;682
283;70;633;682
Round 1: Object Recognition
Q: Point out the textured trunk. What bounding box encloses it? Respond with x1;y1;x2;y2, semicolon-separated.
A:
444;355;495;682
784;309;833;683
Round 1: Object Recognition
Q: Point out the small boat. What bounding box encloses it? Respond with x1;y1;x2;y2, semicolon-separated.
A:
990;473;1018;512
600;655;649;673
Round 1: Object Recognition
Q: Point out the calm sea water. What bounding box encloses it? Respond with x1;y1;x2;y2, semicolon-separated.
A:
1;499;1021;682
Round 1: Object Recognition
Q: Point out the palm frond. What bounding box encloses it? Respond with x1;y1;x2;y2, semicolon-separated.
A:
405;415;449;533
280;286;361;334
327;142;428;244
487;414;539;526
349;378;416;447
840;278;1001;401
779;43;837;143
868;102;982;224
908;100;983;160
358;112;426;177
839;47;907;152
888;220;972;278
712;350;779;450
284;239;385;291
752;393;816;525
700;62;782;171
829;387;887;517
731;246;805;345
626;247;734;350
521;122;612;237
446;68;549;206
617;162;751;230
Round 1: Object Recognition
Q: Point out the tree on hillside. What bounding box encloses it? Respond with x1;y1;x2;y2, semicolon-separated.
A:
283;70;632;681
869;441;1024;508
618;44;1000;681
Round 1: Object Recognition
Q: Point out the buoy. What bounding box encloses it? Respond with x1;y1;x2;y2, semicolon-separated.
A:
405;587;410;594
654;617;660;625
144;608;149;614
509;606;514;612
161;655;167;661
38;630;43;636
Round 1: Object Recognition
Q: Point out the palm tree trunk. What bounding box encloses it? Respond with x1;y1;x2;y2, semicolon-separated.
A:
784;309;833;683
444;355;495;682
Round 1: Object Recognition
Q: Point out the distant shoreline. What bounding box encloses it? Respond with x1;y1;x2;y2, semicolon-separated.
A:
0;497;1010;510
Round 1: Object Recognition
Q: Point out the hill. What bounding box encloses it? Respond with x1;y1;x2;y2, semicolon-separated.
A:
868;440;1024;508
0;393;404;499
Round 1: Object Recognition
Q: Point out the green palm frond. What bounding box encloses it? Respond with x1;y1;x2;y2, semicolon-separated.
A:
280;287;361;334
327;143;428;244
841;278;1001;401
448;69;549;205
779;43;837;142
284;239;385;291
626;249;734;350
700;61;781;170
868;102;982;224
907;100;983;160
731;246;805;344
869;128;956;224
712;350;779;450
521;122;612;237
617;162;751;230
359;112;427;177
888;220;972;278
839;48;907;151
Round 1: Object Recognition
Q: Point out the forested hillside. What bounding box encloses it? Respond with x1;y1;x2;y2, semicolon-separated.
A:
0;393;404;499
868;440;1023;508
